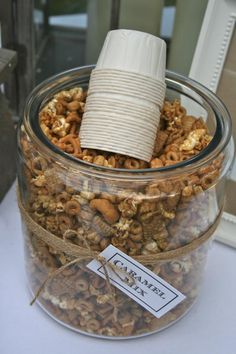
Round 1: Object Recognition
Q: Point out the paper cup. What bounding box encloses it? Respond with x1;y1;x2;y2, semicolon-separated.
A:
80;29;166;162
96;29;166;81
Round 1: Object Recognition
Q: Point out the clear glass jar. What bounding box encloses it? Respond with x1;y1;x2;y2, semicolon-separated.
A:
17;66;233;339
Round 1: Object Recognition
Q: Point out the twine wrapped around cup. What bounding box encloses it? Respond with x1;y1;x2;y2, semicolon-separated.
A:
79;29;166;162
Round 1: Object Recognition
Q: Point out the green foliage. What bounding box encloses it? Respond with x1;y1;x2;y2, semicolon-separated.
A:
35;0;87;15
165;0;176;6
49;0;87;15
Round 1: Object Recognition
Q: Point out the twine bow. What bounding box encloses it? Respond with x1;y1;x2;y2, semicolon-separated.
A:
30;252;135;323
17;190;222;323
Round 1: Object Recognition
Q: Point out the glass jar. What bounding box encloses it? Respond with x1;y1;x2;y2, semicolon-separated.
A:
17;66;233;339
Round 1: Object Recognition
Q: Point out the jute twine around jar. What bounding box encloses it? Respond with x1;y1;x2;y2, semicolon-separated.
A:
18;195;221;265
18;191;222;313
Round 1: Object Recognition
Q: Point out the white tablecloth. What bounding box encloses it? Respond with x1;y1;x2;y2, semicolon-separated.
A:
1;184;236;354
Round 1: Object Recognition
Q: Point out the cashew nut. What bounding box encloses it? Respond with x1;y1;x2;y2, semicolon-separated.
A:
90;199;119;224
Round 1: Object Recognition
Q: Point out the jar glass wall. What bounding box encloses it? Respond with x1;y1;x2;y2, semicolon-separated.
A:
17;67;233;338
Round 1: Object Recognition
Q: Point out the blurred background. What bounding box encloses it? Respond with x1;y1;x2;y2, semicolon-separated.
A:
2;0;236;205
0;0;208;119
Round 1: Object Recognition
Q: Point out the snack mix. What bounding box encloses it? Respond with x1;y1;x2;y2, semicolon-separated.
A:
18;85;225;338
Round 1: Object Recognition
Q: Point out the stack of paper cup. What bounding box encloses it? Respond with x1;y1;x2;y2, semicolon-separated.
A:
79;29;166;162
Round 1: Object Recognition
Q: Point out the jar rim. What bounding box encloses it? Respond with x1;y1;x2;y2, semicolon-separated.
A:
22;65;232;181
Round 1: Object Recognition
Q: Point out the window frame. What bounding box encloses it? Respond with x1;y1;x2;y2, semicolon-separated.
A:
189;0;236;247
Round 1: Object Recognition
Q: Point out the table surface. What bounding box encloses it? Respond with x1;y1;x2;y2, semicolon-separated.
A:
1;184;236;354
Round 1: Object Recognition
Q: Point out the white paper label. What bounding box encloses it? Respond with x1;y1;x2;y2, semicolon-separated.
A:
87;245;186;318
